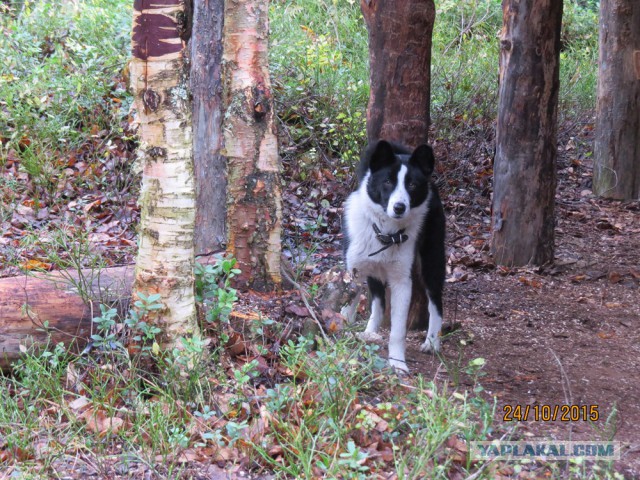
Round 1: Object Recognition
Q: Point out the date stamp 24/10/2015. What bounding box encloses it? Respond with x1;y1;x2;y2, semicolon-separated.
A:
503;404;599;422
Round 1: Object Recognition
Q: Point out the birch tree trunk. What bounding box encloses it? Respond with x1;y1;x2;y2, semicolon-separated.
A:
593;0;640;200
130;0;198;346
222;0;282;291
191;0;226;254
491;0;563;266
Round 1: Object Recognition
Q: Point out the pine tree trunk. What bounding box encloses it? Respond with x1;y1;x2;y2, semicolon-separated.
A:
360;0;436;146
222;0;282;291
593;0;640;200
491;0;563;266
191;0;226;254
360;0;436;329
130;0;198;345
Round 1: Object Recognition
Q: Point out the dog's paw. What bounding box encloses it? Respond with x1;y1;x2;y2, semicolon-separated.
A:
357;331;384;344
388;358;410;375
420;335;441;354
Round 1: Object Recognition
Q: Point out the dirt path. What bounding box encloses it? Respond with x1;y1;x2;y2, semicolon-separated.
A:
406;190;640;477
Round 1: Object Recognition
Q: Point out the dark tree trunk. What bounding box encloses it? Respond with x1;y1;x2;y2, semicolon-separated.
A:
191;0;226;254
491;0;563;267
593;0;640;200
360;0;436;146
360;0;436;329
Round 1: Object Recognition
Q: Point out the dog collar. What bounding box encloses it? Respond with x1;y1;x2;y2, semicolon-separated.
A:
369;223;408;257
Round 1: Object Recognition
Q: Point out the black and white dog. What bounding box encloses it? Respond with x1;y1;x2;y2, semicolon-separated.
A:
343;140;445;372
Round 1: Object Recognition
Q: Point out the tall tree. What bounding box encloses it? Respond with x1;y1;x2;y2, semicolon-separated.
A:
191;0;226;254
360;0;436;146
360;0;436;329
222;0;282;291
491;0;563;266
130;0;198;345
593;0;640;199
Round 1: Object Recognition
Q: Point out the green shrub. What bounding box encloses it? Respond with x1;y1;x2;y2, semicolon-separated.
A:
0;0;132;180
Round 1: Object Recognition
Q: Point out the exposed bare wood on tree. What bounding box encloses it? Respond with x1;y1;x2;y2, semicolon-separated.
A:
360;0;436;146
360;0;436;330
222;0;282;291
191;0;226;254
593;0;640;200
130;0;198;345
0;267;132;371
491;0;563;266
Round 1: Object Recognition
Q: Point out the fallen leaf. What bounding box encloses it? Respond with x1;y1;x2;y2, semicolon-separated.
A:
68;396;91;412
80;408;126;435
285;303;310;317
597;331;615;339
607;271;622;284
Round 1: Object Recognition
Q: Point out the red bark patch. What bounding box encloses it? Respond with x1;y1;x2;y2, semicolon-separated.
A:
132;0;182;60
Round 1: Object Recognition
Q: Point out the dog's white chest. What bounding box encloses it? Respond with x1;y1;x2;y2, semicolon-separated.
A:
344;188;426;284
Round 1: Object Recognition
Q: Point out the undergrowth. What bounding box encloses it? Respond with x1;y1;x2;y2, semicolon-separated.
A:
1;258;499;478
0;0;138;275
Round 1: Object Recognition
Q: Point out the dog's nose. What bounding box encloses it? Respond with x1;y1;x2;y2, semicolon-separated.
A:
393;203;406;215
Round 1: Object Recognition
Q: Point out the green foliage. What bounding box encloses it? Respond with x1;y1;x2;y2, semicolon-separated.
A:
0;0;132;197
559;2;599;118
194;256;241;325
19;225;108;302
270;0;599;157
270;0;369;167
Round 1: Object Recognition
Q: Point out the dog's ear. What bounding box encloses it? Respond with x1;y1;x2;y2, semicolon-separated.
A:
409;144;435;177
368;140;396;172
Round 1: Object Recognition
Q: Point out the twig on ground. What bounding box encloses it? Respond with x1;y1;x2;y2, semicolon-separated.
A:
280;265;331;344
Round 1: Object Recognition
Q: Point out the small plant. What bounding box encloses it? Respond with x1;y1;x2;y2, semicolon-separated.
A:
265;385;293;413
225;420;249;447
338;440;370;474
195;256;241;325
91;304;121;351
233;359;260;387
193;405;216;421
167;426;190;449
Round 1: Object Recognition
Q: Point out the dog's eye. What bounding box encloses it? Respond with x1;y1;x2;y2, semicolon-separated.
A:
407;182;416;191
384;178;392;186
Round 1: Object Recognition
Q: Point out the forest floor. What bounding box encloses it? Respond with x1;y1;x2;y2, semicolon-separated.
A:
275;118;640;477
2;115;639;478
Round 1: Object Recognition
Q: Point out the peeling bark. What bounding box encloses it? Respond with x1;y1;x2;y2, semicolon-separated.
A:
593;0;640;200
491;0;563;266
222;0;282;291
130;0;198;346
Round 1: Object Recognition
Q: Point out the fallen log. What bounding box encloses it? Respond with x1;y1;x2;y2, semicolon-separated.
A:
0;265;134;371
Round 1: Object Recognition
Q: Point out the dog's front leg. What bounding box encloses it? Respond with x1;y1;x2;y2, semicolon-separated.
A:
388;279;412;373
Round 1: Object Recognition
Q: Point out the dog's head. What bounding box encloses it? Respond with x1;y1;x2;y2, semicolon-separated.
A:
363;140;435;220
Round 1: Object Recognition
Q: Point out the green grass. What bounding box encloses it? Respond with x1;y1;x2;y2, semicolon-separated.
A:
269;0;370;166
0;0;133;197
0;330;496;478
270;0;599;161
